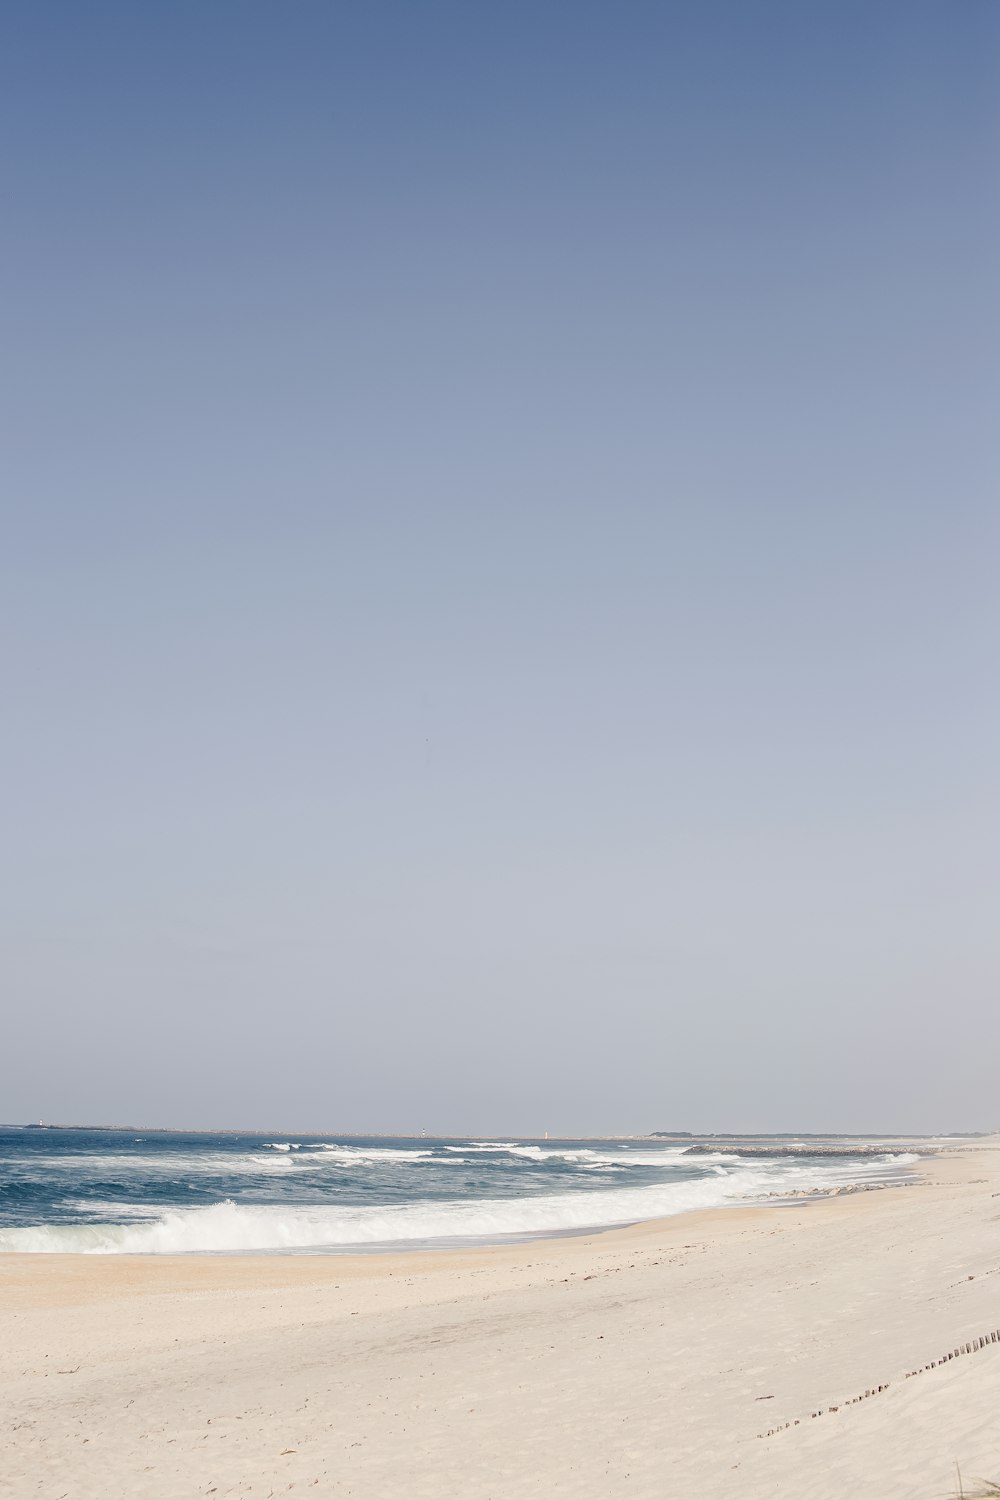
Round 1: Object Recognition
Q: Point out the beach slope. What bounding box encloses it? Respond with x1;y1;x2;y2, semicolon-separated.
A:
2;1141;999;1498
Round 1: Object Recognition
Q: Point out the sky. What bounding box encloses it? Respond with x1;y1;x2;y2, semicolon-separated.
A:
2;2;998;1135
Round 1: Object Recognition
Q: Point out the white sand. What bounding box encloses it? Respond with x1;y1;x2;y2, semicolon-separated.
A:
3;1140;1000;1498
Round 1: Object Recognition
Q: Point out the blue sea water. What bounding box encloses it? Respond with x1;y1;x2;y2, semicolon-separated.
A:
0;1127;922;1254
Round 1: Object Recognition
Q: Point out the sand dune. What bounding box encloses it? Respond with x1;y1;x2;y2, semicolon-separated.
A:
3;1140;999;1498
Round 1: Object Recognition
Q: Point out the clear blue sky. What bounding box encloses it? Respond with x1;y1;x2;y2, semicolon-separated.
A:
3;2;998;1133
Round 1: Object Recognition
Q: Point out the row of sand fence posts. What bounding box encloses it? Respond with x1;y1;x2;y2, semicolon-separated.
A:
760;1327;1000;1438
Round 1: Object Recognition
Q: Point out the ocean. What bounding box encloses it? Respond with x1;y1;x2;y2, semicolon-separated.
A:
0;1127;923;1254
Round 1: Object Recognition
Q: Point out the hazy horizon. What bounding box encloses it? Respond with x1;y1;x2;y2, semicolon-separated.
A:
3;2;999;1136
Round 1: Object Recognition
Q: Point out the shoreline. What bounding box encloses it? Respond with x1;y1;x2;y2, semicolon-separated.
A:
0;1140;941;1272
0;1166;924;1265
0;1149;938;1281
0;1134;929;1260
4;1140;999;1497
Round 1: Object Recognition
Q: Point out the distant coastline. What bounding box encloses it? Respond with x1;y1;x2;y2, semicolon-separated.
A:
8;1122;985;1140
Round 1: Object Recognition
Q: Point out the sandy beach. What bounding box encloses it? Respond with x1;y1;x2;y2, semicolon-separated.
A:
3;1140;999;1499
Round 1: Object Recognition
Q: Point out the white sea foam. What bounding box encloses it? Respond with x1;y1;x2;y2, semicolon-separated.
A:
595;1148;718;1166
312;1146;435;1163
0;1153;917;1255
446;1143;521;1154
